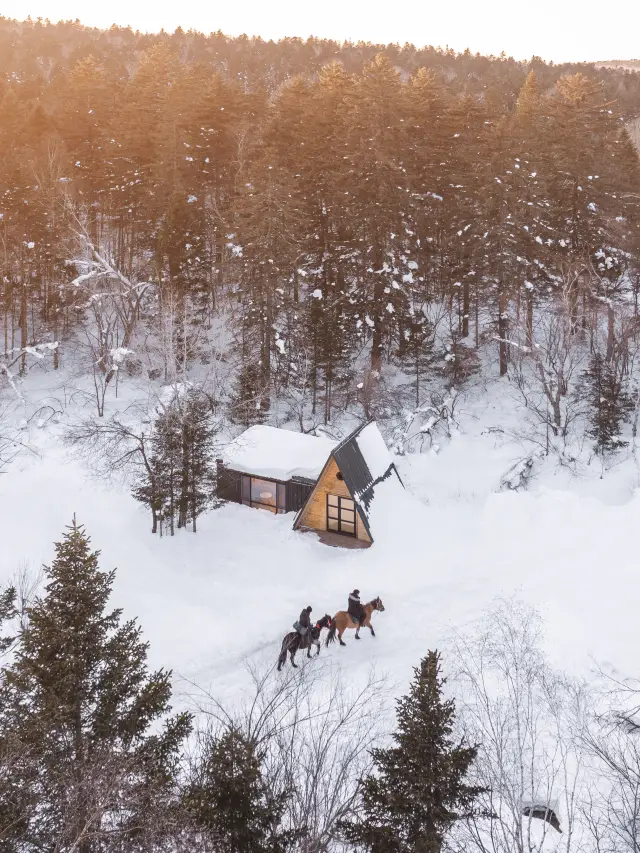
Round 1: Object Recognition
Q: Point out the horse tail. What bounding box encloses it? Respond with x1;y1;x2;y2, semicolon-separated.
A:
326;618;337;646
277;637;289;670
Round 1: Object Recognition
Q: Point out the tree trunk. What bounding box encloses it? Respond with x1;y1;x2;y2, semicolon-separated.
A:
371;253;385;374
498;285;508;377
606;303;615;361
20;281;28;375
462;280;470;338
552;395;562;436
179;424;189;529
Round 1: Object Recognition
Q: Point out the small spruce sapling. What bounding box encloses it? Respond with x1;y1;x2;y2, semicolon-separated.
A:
582;351;633;454
341;650;484;853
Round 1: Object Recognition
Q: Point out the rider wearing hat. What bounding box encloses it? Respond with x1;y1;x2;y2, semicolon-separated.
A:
297;605;313;638
348;589;366;638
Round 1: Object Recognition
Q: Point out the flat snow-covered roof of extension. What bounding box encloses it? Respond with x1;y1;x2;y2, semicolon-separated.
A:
221;425;337;482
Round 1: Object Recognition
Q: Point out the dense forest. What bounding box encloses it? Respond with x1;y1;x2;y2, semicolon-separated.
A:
1;16;640;468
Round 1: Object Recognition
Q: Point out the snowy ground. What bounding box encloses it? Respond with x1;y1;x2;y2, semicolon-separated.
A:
1;368;639;716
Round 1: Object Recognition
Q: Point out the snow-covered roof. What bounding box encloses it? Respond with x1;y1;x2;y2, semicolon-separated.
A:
222;425;337;482
330;420;404;542
363;468;413;544
355;421;393;481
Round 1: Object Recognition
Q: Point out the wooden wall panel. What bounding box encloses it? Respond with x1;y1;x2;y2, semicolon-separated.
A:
297;458;371;544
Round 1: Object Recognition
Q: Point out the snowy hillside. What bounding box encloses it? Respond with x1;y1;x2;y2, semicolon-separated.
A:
3;348;640;853
1;368;638;707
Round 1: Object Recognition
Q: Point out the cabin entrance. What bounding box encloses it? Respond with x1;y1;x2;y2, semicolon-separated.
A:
326;494;356;536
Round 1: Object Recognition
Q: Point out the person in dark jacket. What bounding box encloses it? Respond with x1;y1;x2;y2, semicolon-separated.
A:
348;590;365;624
347;590;366;639
297;606;313;639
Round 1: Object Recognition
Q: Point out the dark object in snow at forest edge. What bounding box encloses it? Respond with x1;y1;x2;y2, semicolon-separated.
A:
522;804;562;833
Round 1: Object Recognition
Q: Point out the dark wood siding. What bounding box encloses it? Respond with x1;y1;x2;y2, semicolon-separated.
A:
217;463;315;513
216;461;242;503
286;479;314;513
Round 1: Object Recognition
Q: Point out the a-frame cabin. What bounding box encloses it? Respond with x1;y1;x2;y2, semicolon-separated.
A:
293;420;403;547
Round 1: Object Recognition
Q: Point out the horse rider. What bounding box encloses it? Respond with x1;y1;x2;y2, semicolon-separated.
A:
348;589;366;639
294;606;313;643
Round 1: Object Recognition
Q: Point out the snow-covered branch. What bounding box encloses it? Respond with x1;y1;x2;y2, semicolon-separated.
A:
0;342;59;400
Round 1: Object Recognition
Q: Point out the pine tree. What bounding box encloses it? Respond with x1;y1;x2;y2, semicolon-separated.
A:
185;727;299;853
0;519;192;852
341;650;483;853
178;391;218;532
299;62;357;421
133;389;217;533
343;55;408;375
582;352;633;454
133;403;182;535
231;358;271;427
0;584;16;656
395;305;437;408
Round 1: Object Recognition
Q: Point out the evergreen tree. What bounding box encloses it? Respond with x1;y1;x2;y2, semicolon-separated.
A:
185;727;299;853
343;54;408;375
230;359;271;427
133;389;217;534
0;584;16;656
341;650;483;853
300;62;357;421
0;519;192;852
178;390;218;531
133;403;182;535
395;304;437;408
582;351;634;454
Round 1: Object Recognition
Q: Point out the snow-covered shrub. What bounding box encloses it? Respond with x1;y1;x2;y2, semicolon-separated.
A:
500;450;544;491
392;388;460;454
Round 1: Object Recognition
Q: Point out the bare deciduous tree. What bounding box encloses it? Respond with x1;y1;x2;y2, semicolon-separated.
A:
447;599;589;853
508;288;587;446
187;660;390;853
581;671;640;853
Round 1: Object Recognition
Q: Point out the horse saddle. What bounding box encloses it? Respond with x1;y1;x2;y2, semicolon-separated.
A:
292;621;301;632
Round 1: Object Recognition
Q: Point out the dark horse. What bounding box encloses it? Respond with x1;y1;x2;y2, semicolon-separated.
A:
277;614;332;671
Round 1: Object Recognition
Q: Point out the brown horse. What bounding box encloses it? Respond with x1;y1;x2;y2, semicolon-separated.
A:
326;597;385;647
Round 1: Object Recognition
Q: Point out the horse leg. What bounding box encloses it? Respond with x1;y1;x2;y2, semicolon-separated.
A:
339;626;346;647
277;636;291;671
290;648;298;668
315;640;321;656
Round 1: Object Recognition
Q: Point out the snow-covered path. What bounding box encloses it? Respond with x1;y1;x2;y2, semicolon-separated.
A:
1;428;638;711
